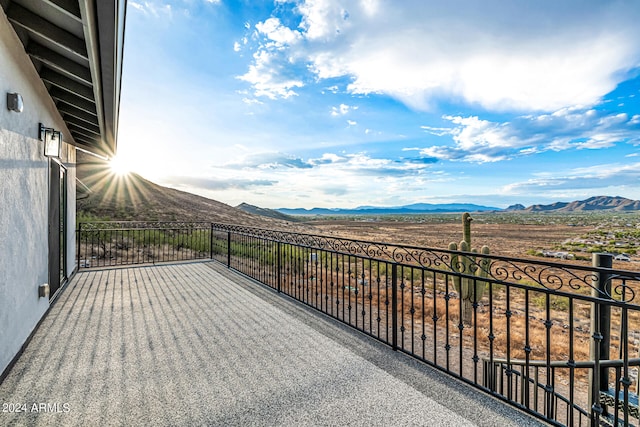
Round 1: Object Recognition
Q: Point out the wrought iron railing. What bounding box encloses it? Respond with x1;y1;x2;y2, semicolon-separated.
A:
77;221;640;426
484;357;640;426
77;221;212;267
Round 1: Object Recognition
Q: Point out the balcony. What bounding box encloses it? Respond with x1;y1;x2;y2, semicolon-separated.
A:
0;260;544;426
3;221;640;426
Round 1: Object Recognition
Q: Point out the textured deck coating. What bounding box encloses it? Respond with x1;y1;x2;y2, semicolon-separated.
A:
0;261;548;426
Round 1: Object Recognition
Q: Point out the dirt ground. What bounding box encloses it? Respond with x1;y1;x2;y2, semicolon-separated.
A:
310;220;587;256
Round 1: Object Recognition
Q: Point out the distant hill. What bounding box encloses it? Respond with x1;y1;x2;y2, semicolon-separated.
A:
275;196;640;216
522;196;640;212
277;202;499;216
505;204;526;211
236;203;299;222
524;201;570;212
76;154;296;227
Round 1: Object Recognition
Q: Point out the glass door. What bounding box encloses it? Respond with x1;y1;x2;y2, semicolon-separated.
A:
48;160;67;300
59;165;67;284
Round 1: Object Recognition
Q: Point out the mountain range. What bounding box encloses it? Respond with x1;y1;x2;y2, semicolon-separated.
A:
251;196;640;217
518;196;640;212
274;203;499;216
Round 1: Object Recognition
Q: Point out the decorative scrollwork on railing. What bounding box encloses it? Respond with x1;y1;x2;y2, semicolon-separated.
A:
390;246;453;270
488;260;589;291
462;257;640;304
609;276;638;302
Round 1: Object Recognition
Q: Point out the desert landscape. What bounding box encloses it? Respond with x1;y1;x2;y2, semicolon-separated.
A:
306;213;640;269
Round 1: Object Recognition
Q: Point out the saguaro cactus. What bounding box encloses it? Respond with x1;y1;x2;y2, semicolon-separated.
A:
449;213;490;324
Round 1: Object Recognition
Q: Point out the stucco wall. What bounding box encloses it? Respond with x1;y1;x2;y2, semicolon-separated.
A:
0;8;77;375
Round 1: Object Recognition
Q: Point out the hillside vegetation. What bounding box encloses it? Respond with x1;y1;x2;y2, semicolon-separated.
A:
236;202;299;222
76;153;298;228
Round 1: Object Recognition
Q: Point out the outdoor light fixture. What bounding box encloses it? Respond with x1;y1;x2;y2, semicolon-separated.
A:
6;92;23;112
39;123;62;158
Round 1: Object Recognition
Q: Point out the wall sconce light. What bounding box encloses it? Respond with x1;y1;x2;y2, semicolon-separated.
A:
7;92;23;112
39;123;62;158
38;283;50;299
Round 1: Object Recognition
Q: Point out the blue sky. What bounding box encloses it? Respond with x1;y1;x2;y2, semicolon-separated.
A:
116;0;640;209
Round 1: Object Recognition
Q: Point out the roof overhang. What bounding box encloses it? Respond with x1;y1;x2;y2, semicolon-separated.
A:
1;0;127;157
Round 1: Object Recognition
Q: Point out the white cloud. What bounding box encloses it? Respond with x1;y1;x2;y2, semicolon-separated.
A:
420;126;452;137
297;0;352;41
221;150;436;178
330;103;355;116
237;50;303;99
130;0;221;20
419;107;640;163
163;176;275;191
129;1;173;18
242;97;263;105
311;152;344;164
347;120;357;126
237;18;305;98
502;162;640;195
240;0;640;111
224;152;313;169
256;17;302;47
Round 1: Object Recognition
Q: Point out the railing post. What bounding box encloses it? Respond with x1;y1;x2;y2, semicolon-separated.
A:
277;241;282;293
227;231;231;268
589;252;613;425
209;223;214;260
77;223;81;269
391;263;398;351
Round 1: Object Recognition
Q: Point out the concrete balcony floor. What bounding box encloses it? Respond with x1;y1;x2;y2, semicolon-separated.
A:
0;261;548;426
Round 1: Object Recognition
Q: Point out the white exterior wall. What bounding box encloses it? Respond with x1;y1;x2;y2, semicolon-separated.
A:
0;9;77;375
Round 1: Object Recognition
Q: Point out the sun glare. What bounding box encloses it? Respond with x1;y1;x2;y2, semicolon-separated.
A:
109;155;133;177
